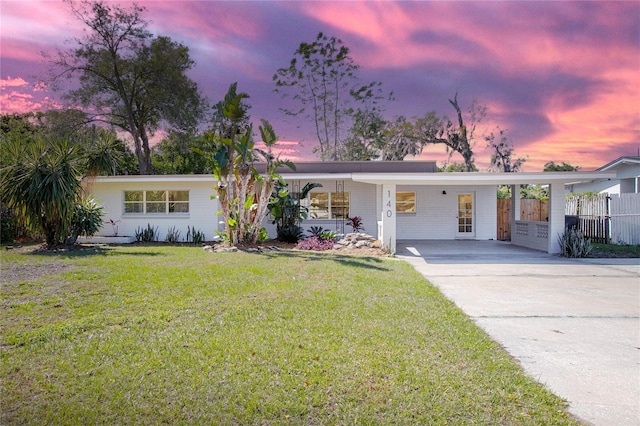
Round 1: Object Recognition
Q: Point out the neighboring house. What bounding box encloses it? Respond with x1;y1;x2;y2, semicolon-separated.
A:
88;161;615;254
567;156;640;194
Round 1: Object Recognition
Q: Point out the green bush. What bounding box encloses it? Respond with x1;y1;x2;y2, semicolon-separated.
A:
135;224;159;242
66;197;104;245
186;226;205;244
0;204;17;244
559;228;592;258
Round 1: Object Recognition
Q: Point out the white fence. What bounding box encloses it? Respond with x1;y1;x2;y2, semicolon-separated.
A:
566;193;640;245
610;193;640;245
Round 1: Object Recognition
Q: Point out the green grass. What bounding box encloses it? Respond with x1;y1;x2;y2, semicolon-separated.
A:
1;245;579;425
591;242;640;257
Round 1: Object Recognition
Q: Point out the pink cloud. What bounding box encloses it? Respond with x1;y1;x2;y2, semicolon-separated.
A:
0;77;28;88
0;91;62;114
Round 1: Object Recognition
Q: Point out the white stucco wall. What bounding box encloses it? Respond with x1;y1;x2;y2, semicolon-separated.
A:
272;179;378;238
90;180;220;242
396;185;497;240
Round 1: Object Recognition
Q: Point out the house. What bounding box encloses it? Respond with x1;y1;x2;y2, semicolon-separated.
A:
567;156;640;194
87;162;615;254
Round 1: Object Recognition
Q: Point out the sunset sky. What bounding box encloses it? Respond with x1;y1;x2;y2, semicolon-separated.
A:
1;0;639;171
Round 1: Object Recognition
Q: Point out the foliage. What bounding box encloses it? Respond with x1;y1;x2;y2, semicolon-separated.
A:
0;245;580;425
1;137;83;248
134;224;159;242
274;32;391;161
414;95;486;172
307;226;337;242
544;161;580;172
269;181;322;243
520;184;548;199
486;127;526;172
210;83;294;245
51;1;207;174
151;131;215;175
437;162;478;172
186;226;205;245
346;216;365;233
66;197;104;245
559;228;593;258
1;113;124;248
165;226;181;243
496;186;511;199
0;204;17;244
295;235;335;251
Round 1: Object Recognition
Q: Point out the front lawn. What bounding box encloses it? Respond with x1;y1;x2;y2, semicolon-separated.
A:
1;245;579;424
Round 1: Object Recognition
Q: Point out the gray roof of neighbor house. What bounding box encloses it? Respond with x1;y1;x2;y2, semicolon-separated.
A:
596;156;640;172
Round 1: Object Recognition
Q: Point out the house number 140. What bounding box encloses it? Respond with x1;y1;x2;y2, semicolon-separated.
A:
386;190;393;217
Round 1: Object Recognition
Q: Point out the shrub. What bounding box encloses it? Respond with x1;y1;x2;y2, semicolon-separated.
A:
135;224;159;242
186;226;205;245
1;205;17;244
296;236;334;251
66;197;104;245
165;226;181;243
346;216;365;233
559;228;592;258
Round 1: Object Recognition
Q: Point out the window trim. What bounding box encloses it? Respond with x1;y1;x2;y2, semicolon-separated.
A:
306;191;350;220
123;190;190;215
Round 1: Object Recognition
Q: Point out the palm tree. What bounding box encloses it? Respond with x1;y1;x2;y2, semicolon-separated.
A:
1;128;123;248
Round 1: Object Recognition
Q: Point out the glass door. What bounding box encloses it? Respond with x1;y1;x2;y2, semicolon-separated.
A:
457;193;475;238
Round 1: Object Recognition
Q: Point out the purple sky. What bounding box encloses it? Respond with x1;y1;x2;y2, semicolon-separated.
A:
1;0;639;170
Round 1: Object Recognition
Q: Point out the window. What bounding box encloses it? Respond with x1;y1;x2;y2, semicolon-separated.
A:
396;192;416;213
307;192;350;219
124;191;189;214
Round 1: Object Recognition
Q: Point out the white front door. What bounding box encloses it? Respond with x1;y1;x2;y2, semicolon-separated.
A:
456;193;475;238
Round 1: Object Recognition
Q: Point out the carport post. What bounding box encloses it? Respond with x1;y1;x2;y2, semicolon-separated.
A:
381;184;397;254
547;182;564;254
511;184;521;222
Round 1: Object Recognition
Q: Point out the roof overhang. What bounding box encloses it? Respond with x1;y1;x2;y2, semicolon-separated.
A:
351;171;618;186
92;171;617;187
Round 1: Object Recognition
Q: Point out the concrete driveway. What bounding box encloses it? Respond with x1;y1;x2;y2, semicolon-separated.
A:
396;240;640;426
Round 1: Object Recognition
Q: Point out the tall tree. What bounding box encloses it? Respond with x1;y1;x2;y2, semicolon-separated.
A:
273;32;390;161
414;94;485;172
50;0;206;174
209;83;294;246
486;127;527;172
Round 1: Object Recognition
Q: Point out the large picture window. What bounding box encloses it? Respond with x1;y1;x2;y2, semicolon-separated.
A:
124;191;189;214
396;192;416;213
307;192;350;219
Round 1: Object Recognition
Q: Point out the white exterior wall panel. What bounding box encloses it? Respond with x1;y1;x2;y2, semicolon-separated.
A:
397;185;497;240
91;180;219;241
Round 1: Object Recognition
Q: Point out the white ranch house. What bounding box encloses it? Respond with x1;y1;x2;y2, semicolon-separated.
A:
87;161;615;254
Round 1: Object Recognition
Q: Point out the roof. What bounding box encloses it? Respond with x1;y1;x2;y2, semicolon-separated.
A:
93;162;616;187
596;156;640;172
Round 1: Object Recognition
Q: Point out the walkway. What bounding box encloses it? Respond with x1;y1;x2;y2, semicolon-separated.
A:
397;240;640;426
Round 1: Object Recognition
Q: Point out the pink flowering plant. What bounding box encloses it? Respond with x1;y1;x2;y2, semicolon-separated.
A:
295;236;334;251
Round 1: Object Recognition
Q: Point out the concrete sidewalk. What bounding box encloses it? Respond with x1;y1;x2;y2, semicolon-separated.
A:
397;240;640;426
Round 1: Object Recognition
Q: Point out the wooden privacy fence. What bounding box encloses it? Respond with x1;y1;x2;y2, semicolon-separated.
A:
497;199;548;241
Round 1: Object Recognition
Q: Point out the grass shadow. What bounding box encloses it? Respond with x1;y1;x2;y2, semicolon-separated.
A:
257;249;390;271
26;245;167;258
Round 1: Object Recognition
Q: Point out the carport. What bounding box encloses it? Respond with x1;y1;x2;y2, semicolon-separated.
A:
352;171;616;254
